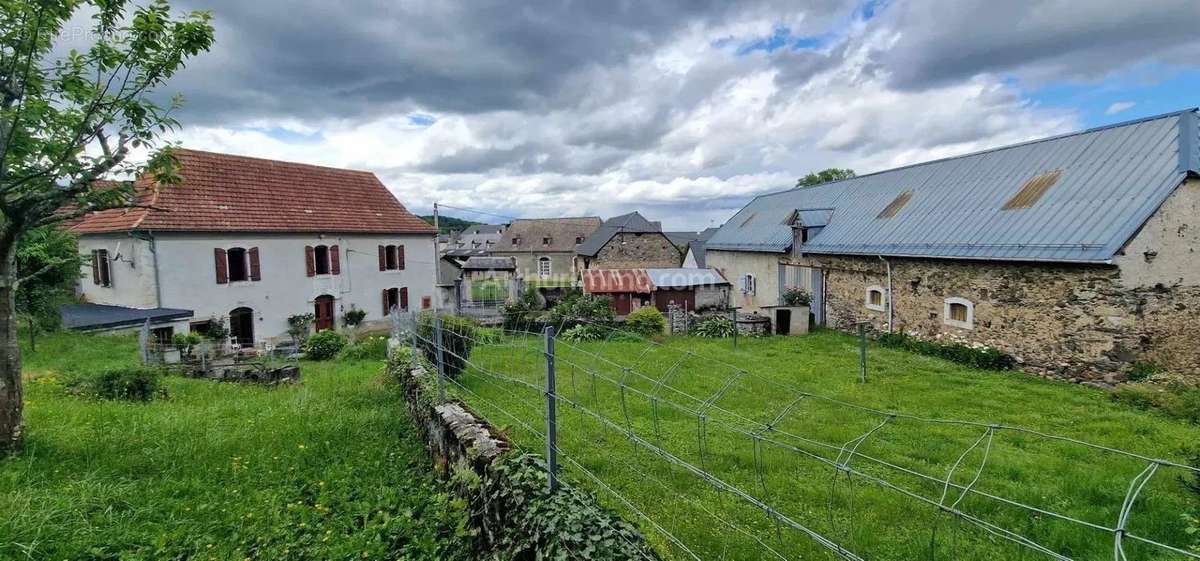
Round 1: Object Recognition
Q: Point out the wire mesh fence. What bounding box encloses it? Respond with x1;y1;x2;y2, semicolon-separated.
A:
396;308;1199;561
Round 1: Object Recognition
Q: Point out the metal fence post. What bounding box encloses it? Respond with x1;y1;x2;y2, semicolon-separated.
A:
434;316;446;403
858;322;868;383
731;308;738;349
409;310;418;369
544;325;558;492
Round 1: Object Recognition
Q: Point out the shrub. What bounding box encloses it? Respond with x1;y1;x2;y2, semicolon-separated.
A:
171;332;202;355
287;313;315;345
303;329;348;360
547;293;613;329
1127;361;1162;382
781;287;811;307
560;324;606;342
417;312;478;378
625;306;666;337
694;315;735;338
203;316;230;343
65;366;165;401
501;288;542;331
876;332;1015;371
343;307;367;328
338;335;389;361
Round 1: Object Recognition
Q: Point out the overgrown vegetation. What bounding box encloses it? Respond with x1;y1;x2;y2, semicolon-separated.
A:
417;313;479;378
342;307;367;328
63;366;166;401
456;453;657;560
547;293;614;329
693;315;735;338
288;313;316;345
876;331;1015;370
781;287;811;307
501;287;542;331
337;335;389;361
625;306;667;337
303;330;348;360
14;226;82;351
1111;382;1200;424
4;331;471;560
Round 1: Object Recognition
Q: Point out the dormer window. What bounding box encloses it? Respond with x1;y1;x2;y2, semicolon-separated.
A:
512;236;521;246
543;237;552;246
575;236;585;244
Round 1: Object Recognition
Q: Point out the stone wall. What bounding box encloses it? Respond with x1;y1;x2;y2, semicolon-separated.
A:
589;232;680;269
493;251;576;285
787;254;1200;385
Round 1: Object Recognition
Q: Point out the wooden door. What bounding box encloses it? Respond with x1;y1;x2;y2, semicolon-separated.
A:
653;289;694;313
314;295;335;331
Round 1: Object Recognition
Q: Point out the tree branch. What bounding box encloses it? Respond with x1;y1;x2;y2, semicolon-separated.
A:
13;258;69;290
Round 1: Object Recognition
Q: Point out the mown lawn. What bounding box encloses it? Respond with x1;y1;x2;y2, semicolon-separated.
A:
458;330;1200;560
2;331;469;561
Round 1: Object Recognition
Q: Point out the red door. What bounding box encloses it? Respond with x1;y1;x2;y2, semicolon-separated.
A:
653;289;695;313
614;293;633;315
314;295;335;331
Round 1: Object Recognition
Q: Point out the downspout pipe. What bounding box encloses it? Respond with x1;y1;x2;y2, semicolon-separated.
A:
878;255;893;333
133;231;163;309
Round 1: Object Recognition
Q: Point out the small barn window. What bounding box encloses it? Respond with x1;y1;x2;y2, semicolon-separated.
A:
1002;170;1062;210
865;285;886;312
227;247;249;282
538;257;552;278
876;191;912;219
943;297;974;329
742;274;756;295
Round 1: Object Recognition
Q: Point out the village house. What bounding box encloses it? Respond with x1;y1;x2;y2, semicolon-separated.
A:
68;149;438;347
706;109;1200;384
491;216;601;285
575;212;680;271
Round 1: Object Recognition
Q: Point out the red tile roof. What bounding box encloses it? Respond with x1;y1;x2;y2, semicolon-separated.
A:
582;269;653;294
69;149;436;235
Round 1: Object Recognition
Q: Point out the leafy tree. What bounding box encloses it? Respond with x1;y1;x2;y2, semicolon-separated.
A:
796;168;856;188
0;0;214;454
15;225;81;350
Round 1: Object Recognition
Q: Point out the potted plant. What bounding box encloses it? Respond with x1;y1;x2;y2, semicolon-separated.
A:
774;287;812;336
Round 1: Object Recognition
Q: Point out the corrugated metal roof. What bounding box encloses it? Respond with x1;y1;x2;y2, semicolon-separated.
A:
582;269;654;293
706;108;1200;262
644;268;729;288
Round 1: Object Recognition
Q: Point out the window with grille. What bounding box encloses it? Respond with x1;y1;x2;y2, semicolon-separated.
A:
538;257;552;277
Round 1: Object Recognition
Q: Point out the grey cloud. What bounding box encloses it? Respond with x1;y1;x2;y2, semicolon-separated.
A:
877;0;1200;89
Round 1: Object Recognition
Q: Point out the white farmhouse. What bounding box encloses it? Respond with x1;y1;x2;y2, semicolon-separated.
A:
67;149;438;347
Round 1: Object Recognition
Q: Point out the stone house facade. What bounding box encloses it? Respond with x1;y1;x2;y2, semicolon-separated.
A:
491;217;601;286
707;109;1200;384
575;212;680;271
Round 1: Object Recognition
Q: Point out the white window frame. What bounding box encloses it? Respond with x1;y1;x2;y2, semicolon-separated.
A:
537;256;552;278
865;285;886;312
742;273;756;295
943;297;974;329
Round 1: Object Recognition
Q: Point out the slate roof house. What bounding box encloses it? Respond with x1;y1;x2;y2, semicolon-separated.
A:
575;212;680;271
706;109;1200;384
491;216;601;285
68;149;438;347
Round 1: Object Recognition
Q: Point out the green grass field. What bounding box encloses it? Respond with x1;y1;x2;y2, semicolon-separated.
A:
2;331;468;561
457;330;1200;560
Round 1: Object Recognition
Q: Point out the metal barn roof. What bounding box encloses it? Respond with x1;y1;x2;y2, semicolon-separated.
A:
706;109;1200;263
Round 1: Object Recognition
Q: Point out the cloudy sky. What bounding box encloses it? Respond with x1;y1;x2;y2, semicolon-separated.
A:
144;0;1200;229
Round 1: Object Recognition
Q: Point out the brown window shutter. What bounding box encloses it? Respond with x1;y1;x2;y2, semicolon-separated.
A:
382;288;389;316
397;245;405;270
214;248;228;284
378;245;386;271
400;287;409;311
330;245;341;275
305;245;316;277
248;247;261;281
91;250;100;285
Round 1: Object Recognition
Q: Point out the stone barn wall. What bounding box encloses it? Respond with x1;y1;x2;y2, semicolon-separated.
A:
787;254;1200;385
588;232;680;269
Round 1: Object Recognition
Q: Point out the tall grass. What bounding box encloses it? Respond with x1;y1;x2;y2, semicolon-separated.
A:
2;331;469;560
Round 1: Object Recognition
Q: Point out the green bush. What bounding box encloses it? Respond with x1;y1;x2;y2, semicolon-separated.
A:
501;288;542;331
560;324;606;342
417;313;478;378
547;293;614;329
303;329;348;360
625;306;666;337
65;366;165;401
781;287;811;306
694;315;735;338
342;307;367;328
876;332;1015;371
1127;361;1162;382
171;332;202;355
337;335;388;361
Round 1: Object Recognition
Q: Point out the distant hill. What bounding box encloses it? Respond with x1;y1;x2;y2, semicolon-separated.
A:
419;215;482;235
